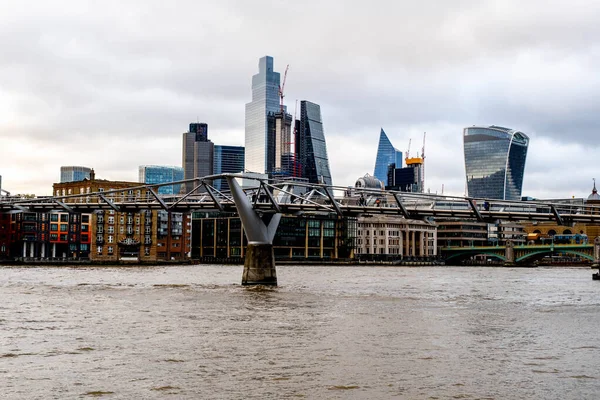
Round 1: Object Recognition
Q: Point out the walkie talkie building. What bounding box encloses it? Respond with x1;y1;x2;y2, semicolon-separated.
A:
463;125;529;201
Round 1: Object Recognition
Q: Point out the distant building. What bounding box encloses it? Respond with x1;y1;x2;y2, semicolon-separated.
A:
354;215;437;260
387;163;423;193
296;100;332;185
464;125;529;200
182;122;214;193
60;166;91;183
245;56;282;174
373;129;402;185
213;145;245;191
138;165;184;195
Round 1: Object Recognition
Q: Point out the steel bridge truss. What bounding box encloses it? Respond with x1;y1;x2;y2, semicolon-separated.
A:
2;173;600;225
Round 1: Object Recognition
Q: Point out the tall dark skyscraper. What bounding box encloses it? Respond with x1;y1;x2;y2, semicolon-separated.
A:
245;56;281;174
464;125;529;200
213;145;245;191
182;122;214;193
296;100;332;185
373;129;402;185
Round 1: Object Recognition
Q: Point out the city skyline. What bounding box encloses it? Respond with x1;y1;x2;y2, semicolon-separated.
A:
1;1;599;199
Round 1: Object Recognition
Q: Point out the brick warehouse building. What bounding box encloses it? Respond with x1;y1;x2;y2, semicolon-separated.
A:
51;171;191;262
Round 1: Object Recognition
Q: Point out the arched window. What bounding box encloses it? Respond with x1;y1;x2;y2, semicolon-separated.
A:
548;230;556;236
533;230;541;234
563;229;572;235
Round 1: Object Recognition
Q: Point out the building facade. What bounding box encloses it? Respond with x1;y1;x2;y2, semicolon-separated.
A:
213;145;245;191
296;100;333;185
52;176;191;262
374;129;402;185
60;166;92;183
464;125;529;200
139;165;184;195
182;122;214;193
191;213;356;261
245;56;282;174
354;215;437;260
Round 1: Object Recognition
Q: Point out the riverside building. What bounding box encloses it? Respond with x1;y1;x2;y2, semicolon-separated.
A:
296;100;333;185
463;125;529;200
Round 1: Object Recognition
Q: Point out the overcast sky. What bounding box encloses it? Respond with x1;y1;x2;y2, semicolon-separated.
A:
1;0;599;198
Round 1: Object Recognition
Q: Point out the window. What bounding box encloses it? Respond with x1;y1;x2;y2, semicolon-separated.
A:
119;226;124;234
107;246;113;254
82;215;90;223
50;224;58;231
108;236;114;243
60;224;68;231
82;225;89;232
60;214;68;222
97;246;103;254
50;214;59;222
144;247;150;256
108;216;114;224
107;226;114;234
81;235;89;242
60;234;67;241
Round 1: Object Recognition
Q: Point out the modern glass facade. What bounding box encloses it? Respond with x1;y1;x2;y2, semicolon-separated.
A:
373;129;402;185
297;100;332;185
244;56;281;174
60;166;91;183
139;165;184;195
213;145;245;191
463;125;529;200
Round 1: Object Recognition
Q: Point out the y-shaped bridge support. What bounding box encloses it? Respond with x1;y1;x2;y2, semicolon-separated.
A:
226;176;281;286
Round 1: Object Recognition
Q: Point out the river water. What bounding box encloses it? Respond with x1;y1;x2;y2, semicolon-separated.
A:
1;265;600;399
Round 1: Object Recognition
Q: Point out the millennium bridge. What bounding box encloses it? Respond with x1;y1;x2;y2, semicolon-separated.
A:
2;173;600;284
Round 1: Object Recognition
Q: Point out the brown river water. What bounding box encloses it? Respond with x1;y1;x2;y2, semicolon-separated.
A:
1;265;600;399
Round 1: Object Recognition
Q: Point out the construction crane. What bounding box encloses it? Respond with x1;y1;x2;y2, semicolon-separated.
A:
278;64;289;113
405;138;411;161
421;132;426;193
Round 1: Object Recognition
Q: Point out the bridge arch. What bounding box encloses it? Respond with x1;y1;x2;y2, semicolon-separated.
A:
516;249;594;263
444;251;506;263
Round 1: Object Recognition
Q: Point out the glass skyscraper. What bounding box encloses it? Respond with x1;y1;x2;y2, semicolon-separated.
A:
296;100;332;185
373;129;403;185
139;165;184;195
60;166;91;183
244;56;282;174
463;125;529;200
213;145;245;191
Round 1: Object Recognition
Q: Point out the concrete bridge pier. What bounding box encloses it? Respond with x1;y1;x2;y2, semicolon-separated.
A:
592;238;600;280
504;240;515;267
226;176;281;286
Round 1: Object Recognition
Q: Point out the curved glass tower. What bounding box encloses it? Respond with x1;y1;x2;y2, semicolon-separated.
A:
373;129;402;185
464;125;529;200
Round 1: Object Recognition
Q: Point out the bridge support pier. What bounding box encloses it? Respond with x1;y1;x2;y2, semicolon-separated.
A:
504;240;515;267
592;238;600;280
226;176;281;286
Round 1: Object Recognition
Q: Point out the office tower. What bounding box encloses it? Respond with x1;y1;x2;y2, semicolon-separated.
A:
463;125;529;200
387;162;423;193
373;129;402;185
182;122;214;193
213;145;245;191
138;165;184;195
296;100;332;185
60;166;92;183
245;56;282;174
